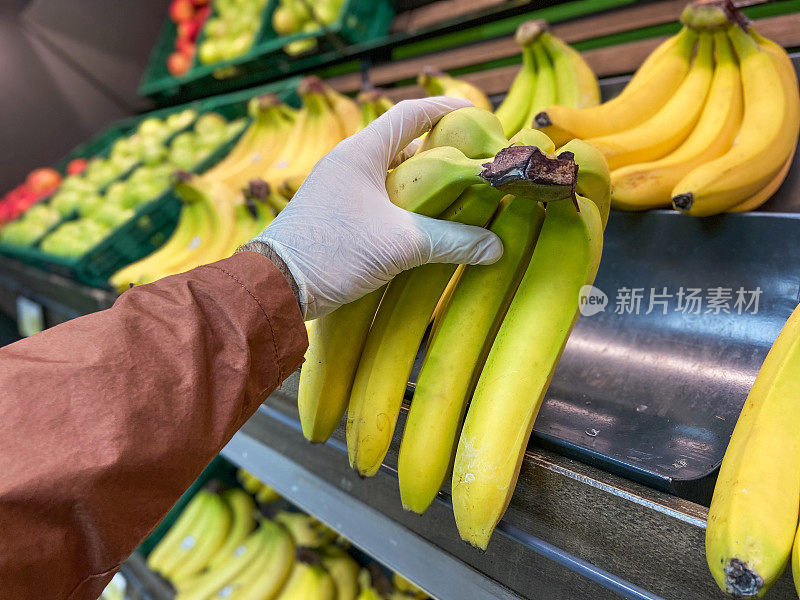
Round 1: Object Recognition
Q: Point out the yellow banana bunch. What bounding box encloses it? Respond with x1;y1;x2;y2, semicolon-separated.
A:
534;26;698;146
274;511;338;548
417;67;492;111
274;560;336;600
147;490;214;576
357;89;394;129
170;492;232;584
672;23;799;215
452;190;604;549
496;17;597;139
706;302;800;597
321;546;360;600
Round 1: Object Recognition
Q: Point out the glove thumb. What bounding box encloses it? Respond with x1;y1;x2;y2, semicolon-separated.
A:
409;213;504;267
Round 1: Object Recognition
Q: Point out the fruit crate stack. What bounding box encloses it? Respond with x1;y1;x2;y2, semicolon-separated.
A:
0;77;301;290
140;0;394;103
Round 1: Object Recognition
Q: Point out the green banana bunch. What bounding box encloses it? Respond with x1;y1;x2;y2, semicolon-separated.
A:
452;192;604;550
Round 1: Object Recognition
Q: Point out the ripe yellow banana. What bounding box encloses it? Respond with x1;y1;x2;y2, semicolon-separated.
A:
147;490;212;575
223;519;295;600
205;489;256;570
417;67;493;111
612;30;742;211
452;194;603;549
398;196;545;513
726;149;794;213
524;40;557;130
237;468;264;494
618;34;681;99
175;524;271;600
706;302;800;597
392;573;427;600
672;25;799;216
320;79;363;137
557;139;611;228
255;482;282;504
274;561;336;600
586;32;714;170
534;27;697;146
170;492;232;584
274;511;337;548
540;30;599;109
494;21;543;137
347;184;504;477
321;546;360;600
299;286;386;443
358;90;379;129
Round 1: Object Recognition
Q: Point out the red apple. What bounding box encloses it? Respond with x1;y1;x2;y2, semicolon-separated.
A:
194;6;211;23
26;168;61;195
175;37;196;57
177;18;201;41
169;0;195;23
66;158;89;176
167;51;192;77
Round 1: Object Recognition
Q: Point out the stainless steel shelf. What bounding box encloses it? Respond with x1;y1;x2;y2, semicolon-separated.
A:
219;376;799;600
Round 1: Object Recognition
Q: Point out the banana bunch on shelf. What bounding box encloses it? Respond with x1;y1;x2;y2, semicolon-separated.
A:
533;1;799;216
146;472;428;600
272;0;344;56
110;78;390;292
495;20;600;138
298;107;610;550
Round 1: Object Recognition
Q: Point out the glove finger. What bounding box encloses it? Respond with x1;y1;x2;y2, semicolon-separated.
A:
338;97;471;173
409;213;504;267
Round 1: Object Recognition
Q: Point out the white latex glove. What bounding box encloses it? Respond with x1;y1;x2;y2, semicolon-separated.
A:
251;97;503;320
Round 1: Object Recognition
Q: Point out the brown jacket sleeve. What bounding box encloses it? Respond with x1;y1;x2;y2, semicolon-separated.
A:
0;251;308;600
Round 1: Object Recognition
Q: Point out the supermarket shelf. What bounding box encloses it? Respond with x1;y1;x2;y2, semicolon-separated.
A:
0;255;116;328
220;377;798;600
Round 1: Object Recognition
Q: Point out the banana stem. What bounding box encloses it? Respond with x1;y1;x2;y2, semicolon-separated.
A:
480;145;578;201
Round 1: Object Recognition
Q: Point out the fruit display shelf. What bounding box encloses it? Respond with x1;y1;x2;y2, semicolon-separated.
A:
0;77;302;290
140;0;395;103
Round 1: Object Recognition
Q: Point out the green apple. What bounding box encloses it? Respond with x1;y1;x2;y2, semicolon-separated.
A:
165;109;197;132
51;190;83;216
194;112;227;137
137;117;168;140
91;204;135;228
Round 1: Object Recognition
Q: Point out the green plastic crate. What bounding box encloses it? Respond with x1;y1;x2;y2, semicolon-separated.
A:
139;0;394;103
0;77;302;288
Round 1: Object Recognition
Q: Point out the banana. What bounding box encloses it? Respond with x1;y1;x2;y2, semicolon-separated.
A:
534;27;698;146
222;520;295;600
452;194;603;549
356;568;389;600
255;482;282;504
494;21;542;137
418;107;508;158
509;128;556;153
726;149;794;212
299;286;386;443
524;40;557;131
392;573;427;600
205;489;256;570
706;302;800;597
274;561;336;600
170;493;232;584
672;25;799;216
346;184;504;477
557;139;611;228
540;30;599;109
384;147;487;216
358;90;379;129
110;200;202;292
611;30;742;211
274;511;337;548
398;196;545;513
147;490;213;575
175;525;271;600
321;546;360;600
237;468;264;494
417;67;493;111
586;32;713;171
617;34;680;99
320;79;363;137
375;93;394;116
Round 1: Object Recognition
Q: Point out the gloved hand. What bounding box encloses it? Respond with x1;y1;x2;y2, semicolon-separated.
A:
250;97;503;320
